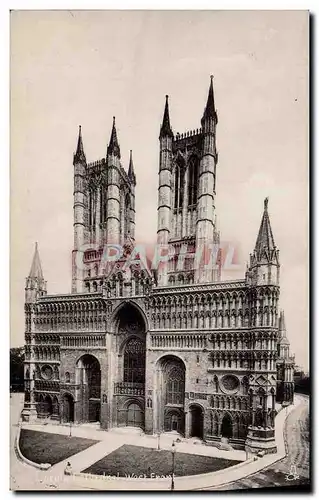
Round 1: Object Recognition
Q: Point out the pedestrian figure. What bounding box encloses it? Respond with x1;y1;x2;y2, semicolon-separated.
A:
64;462;72;475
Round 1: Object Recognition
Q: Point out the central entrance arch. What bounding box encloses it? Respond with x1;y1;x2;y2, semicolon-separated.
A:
113;302;147;430
156;355;186;436
76;354;101;423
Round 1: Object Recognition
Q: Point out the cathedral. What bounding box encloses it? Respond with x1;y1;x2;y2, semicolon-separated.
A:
22;77;295;454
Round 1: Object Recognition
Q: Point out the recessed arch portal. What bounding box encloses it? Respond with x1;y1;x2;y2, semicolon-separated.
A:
62;393;74;423
113;302;147;429
189;404;204;439
76;354;101;423
221;413;233;438
155;355;186;436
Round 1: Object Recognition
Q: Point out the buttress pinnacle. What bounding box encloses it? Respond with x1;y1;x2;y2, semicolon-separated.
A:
128;150;136;185
74;125;86;164
28;242;44;281
107;117;121;158
202;75;218;123
159;95;174;139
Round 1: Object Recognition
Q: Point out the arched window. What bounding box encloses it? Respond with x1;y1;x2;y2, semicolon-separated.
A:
166;366;184;405
174;160;185;209
100;186;107;224
188;156;199;205
65;371;70;383
124;338;145;383
124;194;131;238
89;189;95;227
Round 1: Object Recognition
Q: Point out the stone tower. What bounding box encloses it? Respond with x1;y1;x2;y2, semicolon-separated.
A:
276;310;295;404
245;199;280;454
157;95;174;286
195;75;219;283
72;126;87;293
71;119;136;293
156;77;221;287
22;242;47;422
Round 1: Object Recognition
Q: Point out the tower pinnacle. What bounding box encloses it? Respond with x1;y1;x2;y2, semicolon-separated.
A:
202;75;218;123
74;125;86;164
159;95;174;138
28;242;44;281
107;116;121;158
278;310;289;344
128;150;136;185
253;197;278;263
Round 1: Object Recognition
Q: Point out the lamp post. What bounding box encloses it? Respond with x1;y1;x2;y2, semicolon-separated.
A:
157;432;161;451
171;442;176;491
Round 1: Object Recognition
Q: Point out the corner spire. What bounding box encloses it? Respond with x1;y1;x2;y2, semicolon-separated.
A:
73;125;86;164
28;242;44;281
202;75;218;123
107;116;121;158
279;310;290;345
160;95;174;139
253;197;278;263
128;150;136;185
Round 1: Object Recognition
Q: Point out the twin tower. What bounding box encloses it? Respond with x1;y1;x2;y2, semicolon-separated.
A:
72;77;221;293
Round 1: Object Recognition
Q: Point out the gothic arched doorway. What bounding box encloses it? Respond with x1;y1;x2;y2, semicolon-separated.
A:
189;404;204;439
63;393;74;423
76;354;101;423
43;395;53;417
164;408;184;433
113;302;147;429
127;402;144;428
221;413;233;438
156;355;186;436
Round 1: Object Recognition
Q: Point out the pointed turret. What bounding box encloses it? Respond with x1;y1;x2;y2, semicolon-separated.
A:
159;95;174;138
128;150;136;185
253;197;279;265
278;310;289;345
73;125;86;164
107;116;121;158
25;242;47;303
202;75;218;124
248;198;280;286
29;242;44;281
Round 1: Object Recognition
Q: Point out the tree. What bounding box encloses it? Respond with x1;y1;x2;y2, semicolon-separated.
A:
10;347;25;392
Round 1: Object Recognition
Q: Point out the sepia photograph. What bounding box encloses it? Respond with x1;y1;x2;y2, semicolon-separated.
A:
10;10;309;492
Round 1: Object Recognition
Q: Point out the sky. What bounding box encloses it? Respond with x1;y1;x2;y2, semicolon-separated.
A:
10;10;308;369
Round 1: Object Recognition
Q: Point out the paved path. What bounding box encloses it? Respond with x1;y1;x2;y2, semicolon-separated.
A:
10;393;310;491
203;396;310;491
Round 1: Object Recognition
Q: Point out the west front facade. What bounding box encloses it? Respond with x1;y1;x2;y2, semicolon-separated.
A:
22;77;295;454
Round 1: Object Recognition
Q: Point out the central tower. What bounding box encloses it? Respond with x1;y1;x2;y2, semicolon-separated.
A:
157;76;221;287
71;119;136;293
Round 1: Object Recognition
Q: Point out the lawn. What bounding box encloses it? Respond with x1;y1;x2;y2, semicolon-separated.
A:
83;444;240;477
19;429;99;465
